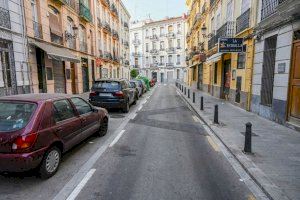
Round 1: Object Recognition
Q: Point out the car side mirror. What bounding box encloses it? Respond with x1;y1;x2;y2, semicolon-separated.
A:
92;107;98;113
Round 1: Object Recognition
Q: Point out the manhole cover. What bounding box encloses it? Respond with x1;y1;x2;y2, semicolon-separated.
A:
110;114;125;119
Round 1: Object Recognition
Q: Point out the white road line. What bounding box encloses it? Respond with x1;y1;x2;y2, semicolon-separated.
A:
131;113;137;120
109;130;125;147
206;136;219;152
138;105;143;111
192;115;200;122
66;169;96;200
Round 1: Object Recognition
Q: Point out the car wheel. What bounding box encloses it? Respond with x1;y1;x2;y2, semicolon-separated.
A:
122;100;129;113
98;117;108;137
133;95;137;105
39;146;61;179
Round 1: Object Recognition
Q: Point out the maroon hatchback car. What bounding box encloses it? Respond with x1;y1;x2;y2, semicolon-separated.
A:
0;94;108;178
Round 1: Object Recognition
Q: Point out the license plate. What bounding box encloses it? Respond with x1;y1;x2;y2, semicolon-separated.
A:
99;93;112;97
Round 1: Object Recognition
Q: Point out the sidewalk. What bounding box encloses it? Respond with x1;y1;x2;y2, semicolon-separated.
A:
176;82;300;200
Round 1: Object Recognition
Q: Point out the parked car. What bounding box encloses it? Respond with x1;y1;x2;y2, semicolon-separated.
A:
89;79;137;113
150;79;156;87
0;94;108;178
130;80;143;97
136;79;147;94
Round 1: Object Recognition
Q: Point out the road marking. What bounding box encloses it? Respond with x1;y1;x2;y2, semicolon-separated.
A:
131;113;137;120
206;136;219;152
66;169;96;200
192;115;200;122
138;105;143;111
109;130;125;147
248;194;256;200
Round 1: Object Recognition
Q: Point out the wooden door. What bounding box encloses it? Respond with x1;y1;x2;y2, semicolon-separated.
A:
289;41;300;122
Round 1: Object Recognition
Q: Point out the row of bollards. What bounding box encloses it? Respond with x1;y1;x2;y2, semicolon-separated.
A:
176;83;253;154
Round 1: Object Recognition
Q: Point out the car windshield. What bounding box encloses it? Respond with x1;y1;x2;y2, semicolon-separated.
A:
0;101;37;132
93;81;121;90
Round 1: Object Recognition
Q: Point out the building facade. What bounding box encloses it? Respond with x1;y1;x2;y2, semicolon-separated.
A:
23;0;129;95
130;17;186;83
251;0;300;126
0;0;30;96
186;0;258;111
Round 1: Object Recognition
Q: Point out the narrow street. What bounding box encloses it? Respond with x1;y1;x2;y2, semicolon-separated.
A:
0;84;260;200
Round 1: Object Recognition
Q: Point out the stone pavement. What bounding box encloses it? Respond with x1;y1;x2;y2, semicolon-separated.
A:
176;82;300;200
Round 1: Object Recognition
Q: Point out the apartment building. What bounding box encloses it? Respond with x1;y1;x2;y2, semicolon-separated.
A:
24;0;129;95
186;0;258;111
0;0;30;96
130;17;186;83
251;0;300;126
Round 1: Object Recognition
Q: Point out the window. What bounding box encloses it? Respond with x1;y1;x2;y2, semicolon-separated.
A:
53;100;75;122
168;25;173;33
237;53;246;69
177;24;181;33
0;101;37;132
193;66;197;81
146;43;149;52
226;0;233;21
153;56;157;63
152;42;157;50
47;67;53;80
168;39;173;48
168;55;173;63
160;27;164;35
152;28;156;36
177;39;180;48
146;56;149;64
241;0;250;13
134;33;138;40
160;41;164;50
146;29;149;37
71;98;92;115
214;63;218;84
49;5;62;44
31;0;38;22
177;55;180;63
160;56;164;64
1;50;11;87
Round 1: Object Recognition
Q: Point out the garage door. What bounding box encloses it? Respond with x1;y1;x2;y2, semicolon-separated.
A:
53;60;66;93
167;71;173;83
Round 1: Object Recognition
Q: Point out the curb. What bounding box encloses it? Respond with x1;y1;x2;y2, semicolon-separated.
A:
175;84;291;200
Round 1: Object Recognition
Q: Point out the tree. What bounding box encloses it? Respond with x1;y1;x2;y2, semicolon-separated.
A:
130;69;139;79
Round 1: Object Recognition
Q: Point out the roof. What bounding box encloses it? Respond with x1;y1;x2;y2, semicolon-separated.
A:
0;93;74;102
94;78;127;82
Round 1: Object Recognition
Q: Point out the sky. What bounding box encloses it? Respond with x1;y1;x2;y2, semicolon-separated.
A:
122;0;187;21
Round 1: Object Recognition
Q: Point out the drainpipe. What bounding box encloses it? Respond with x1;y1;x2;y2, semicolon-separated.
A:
20;0;33;93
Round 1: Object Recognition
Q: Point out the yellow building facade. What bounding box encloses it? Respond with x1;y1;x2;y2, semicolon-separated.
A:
185;0;257;110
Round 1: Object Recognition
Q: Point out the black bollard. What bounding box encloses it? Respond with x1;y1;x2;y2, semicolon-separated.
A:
181;86;183;92
244;122;252;153
184;87;186;95
193;92;195;103
214;105;219;124
188;89;190;98
200;96;204;111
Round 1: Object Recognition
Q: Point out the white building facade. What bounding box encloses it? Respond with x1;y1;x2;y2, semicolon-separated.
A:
130;17;186;83
0;0;30;96
252;0;300;126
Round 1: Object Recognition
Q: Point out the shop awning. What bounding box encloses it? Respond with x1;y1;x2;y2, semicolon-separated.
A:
206;53;223;64
29;38;80;63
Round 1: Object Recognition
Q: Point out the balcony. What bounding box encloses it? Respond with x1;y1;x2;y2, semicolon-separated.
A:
103;22;111;33
208;21;236;50
79;2;93;22
80;41;87;52
159;63;165;66
150;63;158;68
132;39;141;46
261;0;287;20
0;7;11;29
65;32;76;49
124;22;129;30
236;8;250;34
110;4;119;17
97;18;102;28
104;51;112;60
62;0;78;11
124;60;130;65
150;35;159;40
167;47;175;54
33;21;43;39
167;32;175;38
112;30;119;40
210;0;216;7
160;48;165;51
132;52;141;57
112;54;120;63
124;41;129;48
150;49;159;55
98;50;104;58
166;63;174;67
176;62;181;65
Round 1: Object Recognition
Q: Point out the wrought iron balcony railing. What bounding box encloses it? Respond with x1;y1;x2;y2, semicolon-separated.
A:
132;39;141;46
80;41;87;52
167;47;175;53
132;52;141;57
104;51;112;60
208;34;218;50
150;35;159;40
0;7;11;29
261;0;287;20
159;63;165;66
166;63;174;67
150;49;159;54
97;18;102;28
236;8;250;34
79;1;93;22
150;63;158;68
176;62;181;65
208;21;236;50
110;4;119;17
63;0;78;11
103;22;111;33
210;0;216;7
112;30;119;40
33;21;43;39
167;32;175;38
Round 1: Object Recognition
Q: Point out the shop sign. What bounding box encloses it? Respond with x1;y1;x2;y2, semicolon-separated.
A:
218;38;244;53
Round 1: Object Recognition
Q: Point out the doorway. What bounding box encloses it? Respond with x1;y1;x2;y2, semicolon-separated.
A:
81;58;89;93
221;59;231;99
288;40;300;124
167;71;173;83
235;76;242;103
160;72;164;83
36;48;47;93
71;63;76;94
198;63;203;90
91;60;95;82
53;60;66;93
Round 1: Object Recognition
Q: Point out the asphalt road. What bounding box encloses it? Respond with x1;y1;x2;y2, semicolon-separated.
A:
0;84;257;200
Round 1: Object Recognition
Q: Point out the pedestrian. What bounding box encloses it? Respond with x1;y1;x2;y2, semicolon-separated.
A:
224;71;231;100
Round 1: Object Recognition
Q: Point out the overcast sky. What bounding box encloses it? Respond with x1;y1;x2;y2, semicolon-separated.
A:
122;0;187;21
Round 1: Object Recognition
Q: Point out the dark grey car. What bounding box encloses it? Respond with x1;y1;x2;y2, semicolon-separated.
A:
89;79;136;113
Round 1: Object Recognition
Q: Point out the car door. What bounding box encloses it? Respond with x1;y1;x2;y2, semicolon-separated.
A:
70;97;100;139
52;99;82;151
126;80;135;104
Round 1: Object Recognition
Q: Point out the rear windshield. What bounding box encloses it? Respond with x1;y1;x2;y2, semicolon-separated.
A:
93;81;121;90
0;101;37;132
